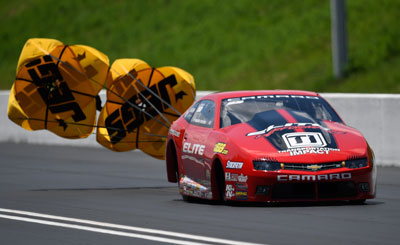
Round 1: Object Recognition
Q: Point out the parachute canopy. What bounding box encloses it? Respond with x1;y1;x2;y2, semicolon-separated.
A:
97;59;196;159
8;38;110;138
8;38;196;159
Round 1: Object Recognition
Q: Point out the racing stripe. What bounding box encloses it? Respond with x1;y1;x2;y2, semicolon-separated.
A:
247;110;287;131
287;110;315;124
246;110;290;151
286;110;338;148
247;110;298;151
298;127;338;149
277;109;298;123
246;109;338;150
276;109;305;132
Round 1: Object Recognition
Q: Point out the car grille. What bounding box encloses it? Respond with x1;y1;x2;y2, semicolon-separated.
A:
271;181;358;200
282;161;343;171
271;183;316;199
318;182;358;198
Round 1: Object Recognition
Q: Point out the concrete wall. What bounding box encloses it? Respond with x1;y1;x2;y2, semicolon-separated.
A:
1;90;399;166
320;93;400;166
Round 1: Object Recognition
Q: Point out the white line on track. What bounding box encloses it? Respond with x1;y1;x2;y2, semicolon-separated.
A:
0;214;209;245
0;208;265;245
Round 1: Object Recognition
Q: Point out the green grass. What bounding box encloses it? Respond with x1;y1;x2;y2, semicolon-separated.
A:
1;0;399;93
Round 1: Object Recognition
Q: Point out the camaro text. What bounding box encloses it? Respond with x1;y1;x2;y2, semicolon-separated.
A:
277;173;352;181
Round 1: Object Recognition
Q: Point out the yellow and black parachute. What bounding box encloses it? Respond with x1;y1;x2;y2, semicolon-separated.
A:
8;38;110;138
8;38;196;159
97;58;196;159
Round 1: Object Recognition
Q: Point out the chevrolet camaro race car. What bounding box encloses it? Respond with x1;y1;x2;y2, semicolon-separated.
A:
166;90;376;203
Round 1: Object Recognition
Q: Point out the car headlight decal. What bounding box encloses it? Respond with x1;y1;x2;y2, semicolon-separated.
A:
345;158;368;169
253;161;282;171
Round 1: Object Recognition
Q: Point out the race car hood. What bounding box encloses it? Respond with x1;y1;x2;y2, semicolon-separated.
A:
221;109;368;163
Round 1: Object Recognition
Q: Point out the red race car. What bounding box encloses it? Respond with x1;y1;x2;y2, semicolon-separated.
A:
166;90;376;203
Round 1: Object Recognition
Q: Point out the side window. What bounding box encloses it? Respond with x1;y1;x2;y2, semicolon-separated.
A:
189;100;215;128
183;102;199;122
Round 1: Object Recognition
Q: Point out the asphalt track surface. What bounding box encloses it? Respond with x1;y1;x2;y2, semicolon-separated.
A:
0;143;399;245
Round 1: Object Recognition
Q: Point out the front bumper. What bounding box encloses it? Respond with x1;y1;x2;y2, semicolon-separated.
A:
225;166;376;202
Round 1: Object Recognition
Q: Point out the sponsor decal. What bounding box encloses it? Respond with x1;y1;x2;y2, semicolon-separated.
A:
226;185;235;199
277;173;352;182
247;123;330;137
192;118;208;125
235;183;248;200
282;132;327;149
226;160;243;169
187;106;196;114
197;103;205;112
235;182;248;190
235;191;248;200
183;142;205;156
227;95;320;102
169;128;180;137
237;174;248;183
225;172;238;182
214;142;228;155
179;176;212;199
279;147;340;156
226;173;248;183
226;100;244;106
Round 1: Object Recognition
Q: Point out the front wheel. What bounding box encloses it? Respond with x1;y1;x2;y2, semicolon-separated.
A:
349;199;366;205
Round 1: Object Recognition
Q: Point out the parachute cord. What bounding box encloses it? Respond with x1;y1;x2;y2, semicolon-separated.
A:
114;67;171;125
29;42;170;130
11;118;168;145
9;117;169;140
112;93;170;129
136;124;140;148
10;117;118;130
122;67;183;116
143;133;167;138
56;45;68;67
15;75;51;129
162;111;180;118
128;83;171;125
96;132;166;141
116;66;172;125
44;102;49;129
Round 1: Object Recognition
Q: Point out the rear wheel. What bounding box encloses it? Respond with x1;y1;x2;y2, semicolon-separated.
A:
167;142;187;201
181;194;192;202
175;161;189;202
213;160;226;203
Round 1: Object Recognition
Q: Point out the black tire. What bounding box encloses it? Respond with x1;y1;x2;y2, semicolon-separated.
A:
182;194;191;202
349;199;366;205
214;161;226;203
168;142;187;201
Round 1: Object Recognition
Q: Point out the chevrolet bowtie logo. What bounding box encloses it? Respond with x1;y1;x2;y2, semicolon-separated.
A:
307;165;322;171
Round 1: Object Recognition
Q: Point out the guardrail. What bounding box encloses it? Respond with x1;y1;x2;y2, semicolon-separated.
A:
1;90;399;166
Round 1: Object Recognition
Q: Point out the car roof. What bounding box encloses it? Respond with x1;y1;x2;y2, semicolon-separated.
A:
200;90;320;101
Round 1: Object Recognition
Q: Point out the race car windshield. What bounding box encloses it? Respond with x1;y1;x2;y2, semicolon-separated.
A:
220;95;342;128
